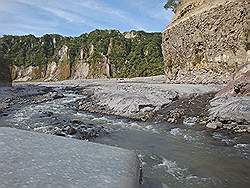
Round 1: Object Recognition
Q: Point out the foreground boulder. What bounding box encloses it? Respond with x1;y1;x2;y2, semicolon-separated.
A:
0;127;141;188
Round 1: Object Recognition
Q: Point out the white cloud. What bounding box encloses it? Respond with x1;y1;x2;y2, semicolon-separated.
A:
62;0;147;30
0;0;172;35
18;0;146;30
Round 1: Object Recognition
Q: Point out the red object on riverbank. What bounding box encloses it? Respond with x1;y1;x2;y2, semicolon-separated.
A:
216;64;250;97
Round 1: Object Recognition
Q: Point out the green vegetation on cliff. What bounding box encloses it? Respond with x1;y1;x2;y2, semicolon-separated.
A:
164;0;181;13
0;30;164;79
0;50;12;86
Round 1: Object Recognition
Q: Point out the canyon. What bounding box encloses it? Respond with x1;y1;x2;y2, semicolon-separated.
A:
0;1;250;187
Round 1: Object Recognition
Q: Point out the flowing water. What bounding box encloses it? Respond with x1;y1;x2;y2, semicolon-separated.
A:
1;88;249;188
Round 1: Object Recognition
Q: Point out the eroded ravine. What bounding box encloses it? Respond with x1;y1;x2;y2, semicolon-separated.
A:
1;87;249;188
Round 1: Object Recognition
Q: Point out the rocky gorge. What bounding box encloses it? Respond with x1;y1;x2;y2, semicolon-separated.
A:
0;2;249;134
0;0;250;187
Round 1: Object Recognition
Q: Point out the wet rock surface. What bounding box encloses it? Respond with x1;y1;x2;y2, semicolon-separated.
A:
52;124;108;140
31;109;109;140
1;76;248;137
75;88;215;124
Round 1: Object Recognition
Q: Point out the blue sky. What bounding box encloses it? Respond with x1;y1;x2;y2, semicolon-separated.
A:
0;0;173;36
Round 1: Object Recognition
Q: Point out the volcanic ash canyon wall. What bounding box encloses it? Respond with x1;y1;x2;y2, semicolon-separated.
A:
162;0;249;84
0;30;163;82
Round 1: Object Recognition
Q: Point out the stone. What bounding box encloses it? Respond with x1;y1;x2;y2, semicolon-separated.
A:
209;96;250;125
183;116;198;126
233;125;249;133
206;122;223;129
71;61;90;79
71;119;82;124
67;127;77;135
216;63;250;97
0;127;141;188
40;111;53;118
49;91;64;99
12;65;42;82
167;117;177;124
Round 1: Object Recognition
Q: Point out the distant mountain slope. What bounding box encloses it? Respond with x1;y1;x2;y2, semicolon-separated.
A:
0;30;164;81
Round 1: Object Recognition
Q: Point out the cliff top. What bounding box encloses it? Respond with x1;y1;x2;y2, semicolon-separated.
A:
167;0;238;29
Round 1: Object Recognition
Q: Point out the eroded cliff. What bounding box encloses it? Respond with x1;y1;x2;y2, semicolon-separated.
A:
0;30;163;82
0;51;12;86
162;0;249;84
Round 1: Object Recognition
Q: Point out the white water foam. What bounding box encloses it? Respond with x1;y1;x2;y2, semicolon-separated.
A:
212;132;234;145
183;134;196;141
92;116;110;123
154;157;213;185
170;128;182;136
144;125;159;134
234;144;248;148
154;157;187;180
170;128;196;142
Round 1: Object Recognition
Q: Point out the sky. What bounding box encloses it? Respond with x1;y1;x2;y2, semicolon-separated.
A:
0;0;173;37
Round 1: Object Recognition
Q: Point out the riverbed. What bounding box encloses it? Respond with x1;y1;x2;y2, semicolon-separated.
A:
0;86;249;188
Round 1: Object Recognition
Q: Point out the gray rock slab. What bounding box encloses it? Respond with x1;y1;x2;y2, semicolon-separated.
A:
209;96;250;123
0;127;140;188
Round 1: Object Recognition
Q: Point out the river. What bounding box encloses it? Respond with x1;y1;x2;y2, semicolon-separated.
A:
1;87;249;188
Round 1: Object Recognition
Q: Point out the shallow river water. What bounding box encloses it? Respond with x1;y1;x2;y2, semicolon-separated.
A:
1;88;249;188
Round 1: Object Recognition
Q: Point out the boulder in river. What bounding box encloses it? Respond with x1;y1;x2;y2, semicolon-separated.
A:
206;122;223;130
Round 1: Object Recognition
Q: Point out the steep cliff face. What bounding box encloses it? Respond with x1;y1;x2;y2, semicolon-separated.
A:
162;0;249;84
0;54;12;87
0;30;164;82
